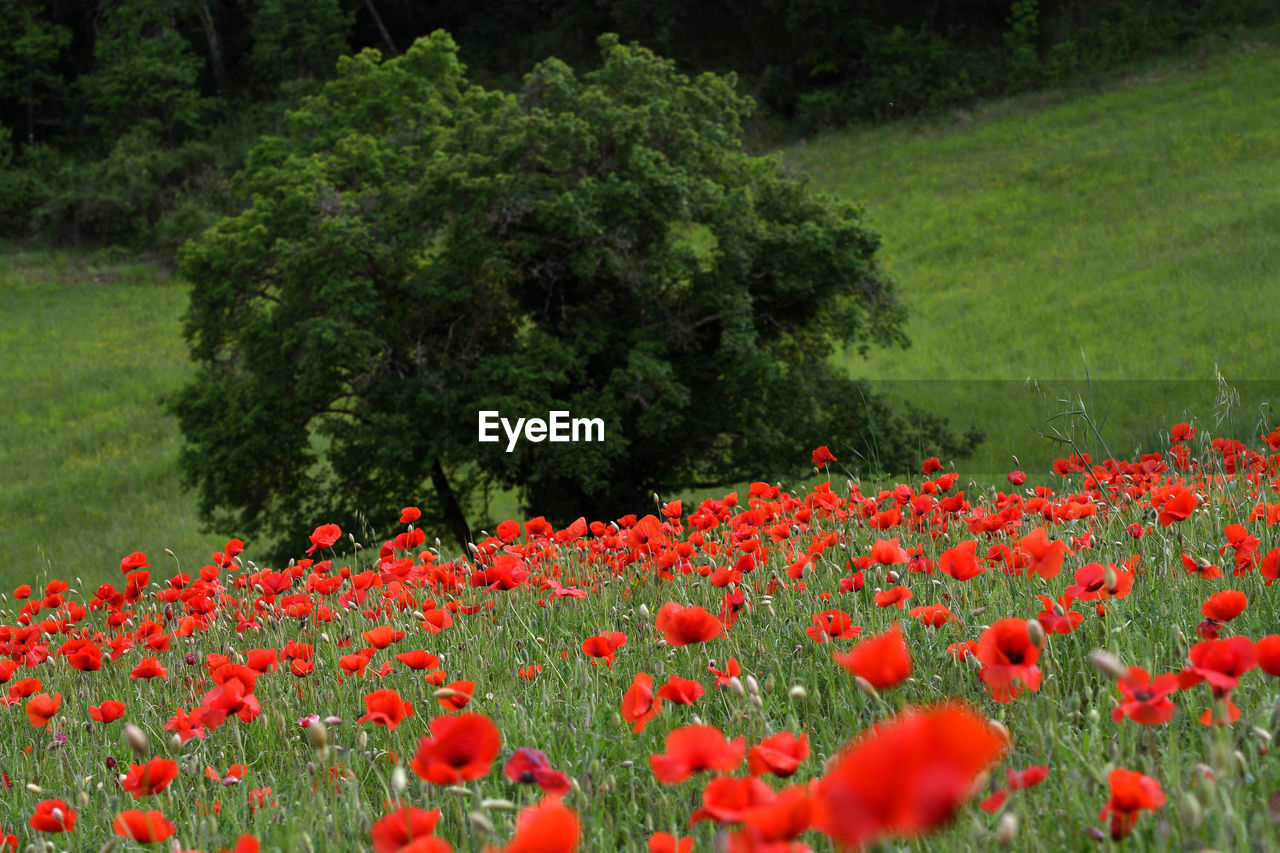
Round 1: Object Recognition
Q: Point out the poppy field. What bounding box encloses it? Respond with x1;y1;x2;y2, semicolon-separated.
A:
3;425;1280;852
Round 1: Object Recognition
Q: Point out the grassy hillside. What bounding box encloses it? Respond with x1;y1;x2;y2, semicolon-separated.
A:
4;32;1279;586
0;251;226;581
785;33;1280;477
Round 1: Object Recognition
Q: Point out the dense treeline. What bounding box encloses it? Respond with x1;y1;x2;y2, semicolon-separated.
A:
0;0;1273;248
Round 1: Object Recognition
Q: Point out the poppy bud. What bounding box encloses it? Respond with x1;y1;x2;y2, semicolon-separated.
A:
123;723;148;756
788;685;807;701
1104;564;1118;591
26;783;43;794
745;675;760;696
988;719;1010;741
481;798;517;812
307;721;328;752
1088;649;1125;680
1234;750;1249;776
729;677;745;697
1026;618;1045;648
637;603;650;620
391;765;407;795
1180;791;1203;828
446;786;473;797
469;811;495;834
997;812;1018;846
357;731;368;750
77;791;89;807
854;676;879;700
750;695;763;709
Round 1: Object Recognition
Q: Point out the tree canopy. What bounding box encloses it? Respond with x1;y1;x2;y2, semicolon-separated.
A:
173;32;976;557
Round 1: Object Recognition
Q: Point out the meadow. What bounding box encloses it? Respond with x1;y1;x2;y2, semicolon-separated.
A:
1;430;1279;851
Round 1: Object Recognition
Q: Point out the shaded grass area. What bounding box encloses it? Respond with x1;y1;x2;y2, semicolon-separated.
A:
0;250;226;581
786;34;1280;476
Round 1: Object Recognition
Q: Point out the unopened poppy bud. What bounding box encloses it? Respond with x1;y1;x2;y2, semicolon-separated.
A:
886;571;899;583
446;786;472;797
729;677;745;697
1088;649;1125;680
653;492;661;505
1087;708;1100;723
468;811;495;835
745;674;760;695
854;676;879;700
988;719;1010;741
1180;791;1203;828
637;603;650;620
788;685;807;701
307;721;328;751
357;730;368;750
1052;601;1065;616
1104;564;1118;591
750;694;764;710
26;783;43;794
391;764;407;795
966;652;984;671
997;812;1018;846
1026;618;1045;648
1234;750;1249;775
98;837;122;853
124;723;148;755
481;798;517;812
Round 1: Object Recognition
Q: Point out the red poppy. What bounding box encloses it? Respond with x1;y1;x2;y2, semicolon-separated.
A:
869;538;909;566
489;795;580;853
1007;765;1050;790
938;540;983;581
1113;667;1178;725
29;800;75;833
396;650;442;670
410;713;501;785
656;675;704;706
399;506;422;523
370;805;442;853
503;748;571;795
921;457;942;474
872;585;913;609
709;658;742;689
650;725;746;784
121;758;179;798
359;689;415;730
1035;594;1083;635
908;603;957;628
621;672;662;733
90;700;126;724
112;809;177;843
805;609;861;644
435;681;474;711
747;731;809;778
362;626;406;649
1018;528;1067;580
1099;768;1164;840
129;657;169;681
647;833;694;853
811;702;1009;848
1064;562;1132;601
1257;635;1280;677
1157;487;1196;525
833;622;912;690
655;603;724;646
581;631;627;667
812;446;837;467
120;551;150;574
688;776;777;825
1201;590;1247;623
307;523;342;554
976;618;1043;703
25;692;60;728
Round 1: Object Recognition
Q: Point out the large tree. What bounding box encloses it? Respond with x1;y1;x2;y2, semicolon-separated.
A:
174;32;975;558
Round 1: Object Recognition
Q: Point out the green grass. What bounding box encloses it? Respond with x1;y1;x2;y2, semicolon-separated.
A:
785;33;1280;476
0;250;226;581
5;30;1280;587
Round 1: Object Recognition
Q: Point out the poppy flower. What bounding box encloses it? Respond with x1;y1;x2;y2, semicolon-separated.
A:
621;673;662;733
503;748;571;795
805;609;861;644
1113;667;1178;725
812;446;838;467
833;622;912;690
1018;528;1068;580
359;689;415;730
306;524;342;554
811;702;1009;848
976;618;1043;703
29;800;75;833
688;776;777;825
581;632;627;667
399;506;422;524
648;833;694;853
25;692;60;728
869;538;909;566
489;795;580;853
396;650;442;670
121;757;179;798
362;626;406;649
1201;590;1247;623
650;725;746;784
370;805;442;853
872;585;913;609
1099;768;1164;840
112;809;176;843
435;681;475;711
410;713;501;785
1157;487;1196;525
939;540;983;581
747;731;809;778
1007;765;1050;790
909;604;958;629
656;675;704;705
129;657;169;680
1064;563;1132;601
120;551;150;574
1257;635;1280;677
655;603;723;646
90;700;126;724
708;658;742;689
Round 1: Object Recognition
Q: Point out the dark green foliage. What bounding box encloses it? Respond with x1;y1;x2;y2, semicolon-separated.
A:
173;34;975;557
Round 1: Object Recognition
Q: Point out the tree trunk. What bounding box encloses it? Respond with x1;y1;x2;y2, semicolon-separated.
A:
194;0;227;85
363;0;398;56
431;457;472;558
